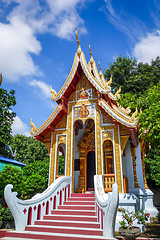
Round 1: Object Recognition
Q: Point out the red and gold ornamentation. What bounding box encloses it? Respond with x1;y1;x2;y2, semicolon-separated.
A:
79;104;89;118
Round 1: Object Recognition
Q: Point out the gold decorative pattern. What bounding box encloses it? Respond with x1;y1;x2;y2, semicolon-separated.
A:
79;104;89;118
140;140;149;189
120;136;130;155
66;103;73;176
114;126;123;193
72;127;75;193
76;73;91;91
131;145;140;188
50;86;58;101
30;118;36;134
68;91;76;102
102;110;114;125
55;115;67;129
96;106;102;175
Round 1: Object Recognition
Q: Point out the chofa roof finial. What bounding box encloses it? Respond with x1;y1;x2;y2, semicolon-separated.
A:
98;59;102;77
75;27;82;56
89;42;94;65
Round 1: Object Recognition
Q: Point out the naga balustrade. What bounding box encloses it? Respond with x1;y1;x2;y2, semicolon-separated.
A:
104;174;115;192
104;174;128;193
94;175;119;238
4;176;71;231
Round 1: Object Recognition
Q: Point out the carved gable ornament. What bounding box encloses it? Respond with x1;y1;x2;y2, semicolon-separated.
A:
79;104;89;118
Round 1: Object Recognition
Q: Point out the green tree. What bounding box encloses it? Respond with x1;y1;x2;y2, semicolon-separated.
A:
0;88;16;157
24;173;46;198
58;155;65;175
0;165;25;197
9;134;49;164
104;55;160;187
22;158;49;189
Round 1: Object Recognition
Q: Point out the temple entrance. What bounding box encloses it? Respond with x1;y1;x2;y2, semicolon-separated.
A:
87;151;96;191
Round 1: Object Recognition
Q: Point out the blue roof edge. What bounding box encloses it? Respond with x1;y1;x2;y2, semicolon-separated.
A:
0;156;26;166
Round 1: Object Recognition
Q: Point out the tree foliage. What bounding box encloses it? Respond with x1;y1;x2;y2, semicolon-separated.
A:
0;88;16;157
104;55;160;187
9;134;49;164
58;155;65;175
0;165;25;197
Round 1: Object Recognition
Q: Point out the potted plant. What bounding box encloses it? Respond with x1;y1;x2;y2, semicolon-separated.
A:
118;207;150;240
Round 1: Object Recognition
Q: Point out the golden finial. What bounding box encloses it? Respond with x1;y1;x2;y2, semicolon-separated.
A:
89;43;92;57
89;42;94;66
50;85;58;101
107;76;112;86
98;60;103;78
75;27;82;56
131;107;138;122
115;86;121;98
0;73;2;86
98;60;101;72
30;118;37;134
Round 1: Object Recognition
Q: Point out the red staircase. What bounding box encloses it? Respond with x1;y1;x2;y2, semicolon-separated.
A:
3;193;106;240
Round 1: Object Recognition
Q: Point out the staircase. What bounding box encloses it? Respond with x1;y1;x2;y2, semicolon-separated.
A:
3;193;107;240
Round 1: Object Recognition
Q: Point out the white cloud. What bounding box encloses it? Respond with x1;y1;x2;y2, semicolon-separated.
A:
103;0;146;41
0;16;41;81
29;79;57;109
29;79;51;98
132;31;160;63
0;0;88;81
11;115;30;136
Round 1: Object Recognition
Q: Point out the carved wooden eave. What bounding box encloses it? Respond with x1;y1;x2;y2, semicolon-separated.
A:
97;99;137;128
30;105;67;139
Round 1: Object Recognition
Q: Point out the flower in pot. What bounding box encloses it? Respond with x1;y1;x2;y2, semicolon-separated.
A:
118;207;150;240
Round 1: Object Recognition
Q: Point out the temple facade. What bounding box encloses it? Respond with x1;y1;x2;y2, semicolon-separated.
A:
30;31;157;219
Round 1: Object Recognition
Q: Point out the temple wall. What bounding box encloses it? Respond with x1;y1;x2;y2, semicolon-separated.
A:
125;141;134;190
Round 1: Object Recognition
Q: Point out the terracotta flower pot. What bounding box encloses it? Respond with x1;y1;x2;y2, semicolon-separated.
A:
119;226;141;240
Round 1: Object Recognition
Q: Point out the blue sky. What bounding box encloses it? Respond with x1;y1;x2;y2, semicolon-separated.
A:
1;0;160;136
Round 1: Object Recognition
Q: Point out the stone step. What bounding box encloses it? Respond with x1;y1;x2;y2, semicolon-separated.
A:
34;219;100;228
25;225;103;236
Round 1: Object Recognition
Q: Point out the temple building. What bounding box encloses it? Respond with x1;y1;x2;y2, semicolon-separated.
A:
30;30;157;218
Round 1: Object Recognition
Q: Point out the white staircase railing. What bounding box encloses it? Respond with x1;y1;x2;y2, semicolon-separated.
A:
4;176;72;231
94;175;119;238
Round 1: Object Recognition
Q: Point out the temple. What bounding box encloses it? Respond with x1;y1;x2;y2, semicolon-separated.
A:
30;30;157;218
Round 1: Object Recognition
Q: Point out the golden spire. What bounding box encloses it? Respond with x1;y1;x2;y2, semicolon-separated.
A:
75;27;82;56
89;42;94;65
98;59;102;77
0;73;2;86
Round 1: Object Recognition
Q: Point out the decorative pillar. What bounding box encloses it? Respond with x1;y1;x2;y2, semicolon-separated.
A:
66;104;73;176
114;127;123;193
49;132;56;185
96;107;102;175
140;140;149;189
131;144;140;188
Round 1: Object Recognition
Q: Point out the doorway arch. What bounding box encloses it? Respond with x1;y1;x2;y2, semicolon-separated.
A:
87;151;96;191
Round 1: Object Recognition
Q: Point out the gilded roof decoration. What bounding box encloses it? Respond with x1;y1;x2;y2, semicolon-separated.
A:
131;107;138;122
30;118;37;135
98;99;137;128
115;86;121;98
75;27;82;57
30;105;62;136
